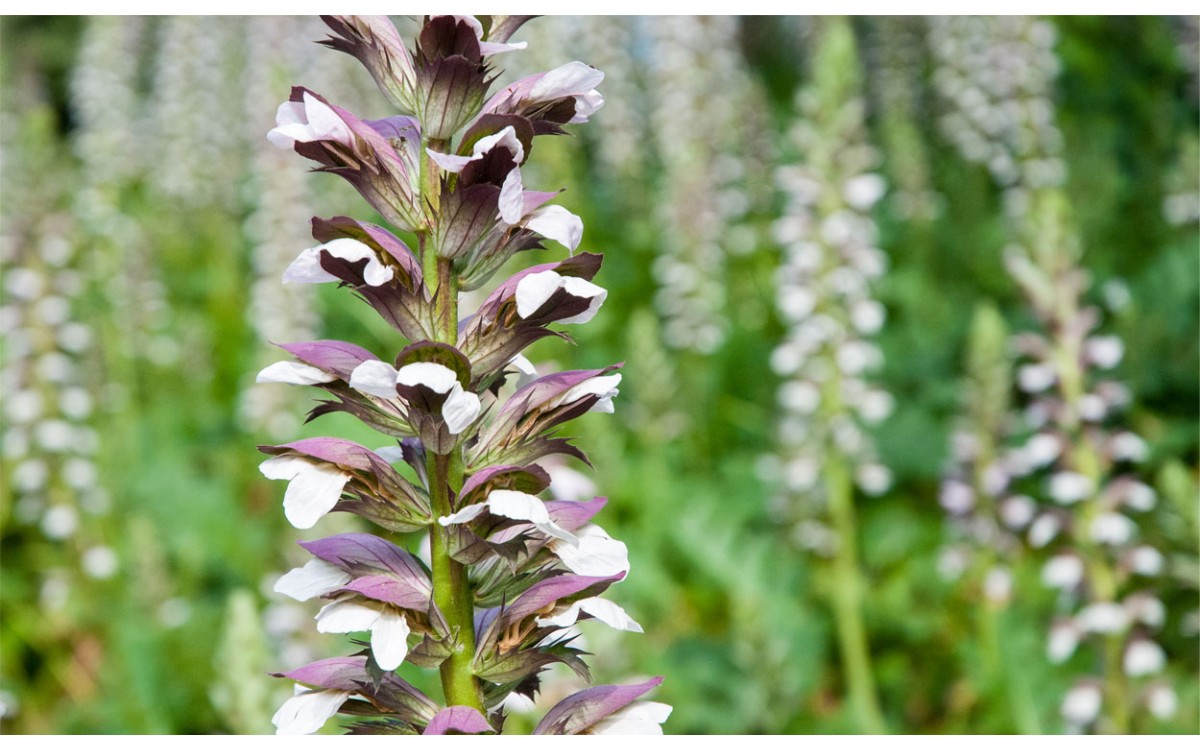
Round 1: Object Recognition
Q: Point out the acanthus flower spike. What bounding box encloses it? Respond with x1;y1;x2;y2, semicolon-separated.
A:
259;15;664;735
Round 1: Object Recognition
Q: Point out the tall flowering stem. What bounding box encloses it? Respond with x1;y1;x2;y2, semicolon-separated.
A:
931;16;1177;733
256;16;666;735
767;18;890;733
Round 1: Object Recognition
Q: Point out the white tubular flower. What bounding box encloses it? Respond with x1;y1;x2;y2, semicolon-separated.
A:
548;525;629;577
515;270;607;323
1061;682;1102;727
439;489;579;546
1123;639;1166;677
272;688;351;735
396;362;481;435
427;126;524;173
555;374;622;414
256;361;336;386
316;598;412;671
590;701;673;734
1042;554;1085;590
283;238;394;287
259;456;351;529
536;596;642;633
348;360;401;399
1047;620;1080;664
274;559;351;601
1047;471;1094;504
268;91;352;149
1090;512;1135;546
1078;602;1130;635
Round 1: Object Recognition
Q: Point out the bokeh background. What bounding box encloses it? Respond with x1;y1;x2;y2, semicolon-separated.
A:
0;15;1197;734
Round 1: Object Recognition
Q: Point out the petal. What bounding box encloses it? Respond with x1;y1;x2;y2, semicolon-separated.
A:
525;205;583;251
498;166;526;225
267;101;309;149
349;360;401;399
571;90;604;123
257;361;336;386
370;609;412;671
442;385;482;435
427;126;523;174
551;526;629;577
272;689;351;735
396;361;458;393
302;91;353;145
479;40;527;55
283;247;339;284
556;276;607;325
320;238;395;287
529;62;605;102
592;702;672;734
259;458;352;530
274;559;352;602
558;374;622;409
438;503;488;526
486;489;578;545
536;596;642;633
316;598;383;633
515;270;564;318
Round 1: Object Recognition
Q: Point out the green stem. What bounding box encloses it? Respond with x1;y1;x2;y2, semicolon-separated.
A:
418;136;482;711
428;450;481;710
826;454;886;734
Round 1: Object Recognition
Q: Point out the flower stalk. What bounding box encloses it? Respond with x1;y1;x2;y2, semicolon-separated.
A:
255;15;666;735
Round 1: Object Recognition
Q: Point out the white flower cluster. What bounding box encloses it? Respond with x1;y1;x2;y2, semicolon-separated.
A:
148;17;247;209
0;212;117;599
645;16;758;354
764;34;894;553
928;16;1066;206
933;16;1176;731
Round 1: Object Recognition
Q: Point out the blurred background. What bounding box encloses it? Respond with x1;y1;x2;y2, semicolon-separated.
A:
0;15;1197;734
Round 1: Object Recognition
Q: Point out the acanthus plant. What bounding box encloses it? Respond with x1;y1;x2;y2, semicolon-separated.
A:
931;16;1177;733
254;15;667;735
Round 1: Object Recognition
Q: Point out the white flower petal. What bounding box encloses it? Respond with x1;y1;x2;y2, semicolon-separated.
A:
486;489;578;545
442;385;482;435
551;526;629;577
438;502;489;526
283;247;339;284
525;205;583;251
426;126;524;174
571;90;604;122
530;62;605;102
302;92;352;145
480;40;528;55
268;101;308;147
557;374;621;413
321;238;394;287
316;598;382;634
592;702;672;735
349;360;401;399
509;354;537;378
274;559;351;602
272;689;351;735
499;167;526;225
259;457;351;530
537;597;642;633
257;361;336;386
371;609;412;671
556;277;607;325
515;270;564;318
396;361;458;394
